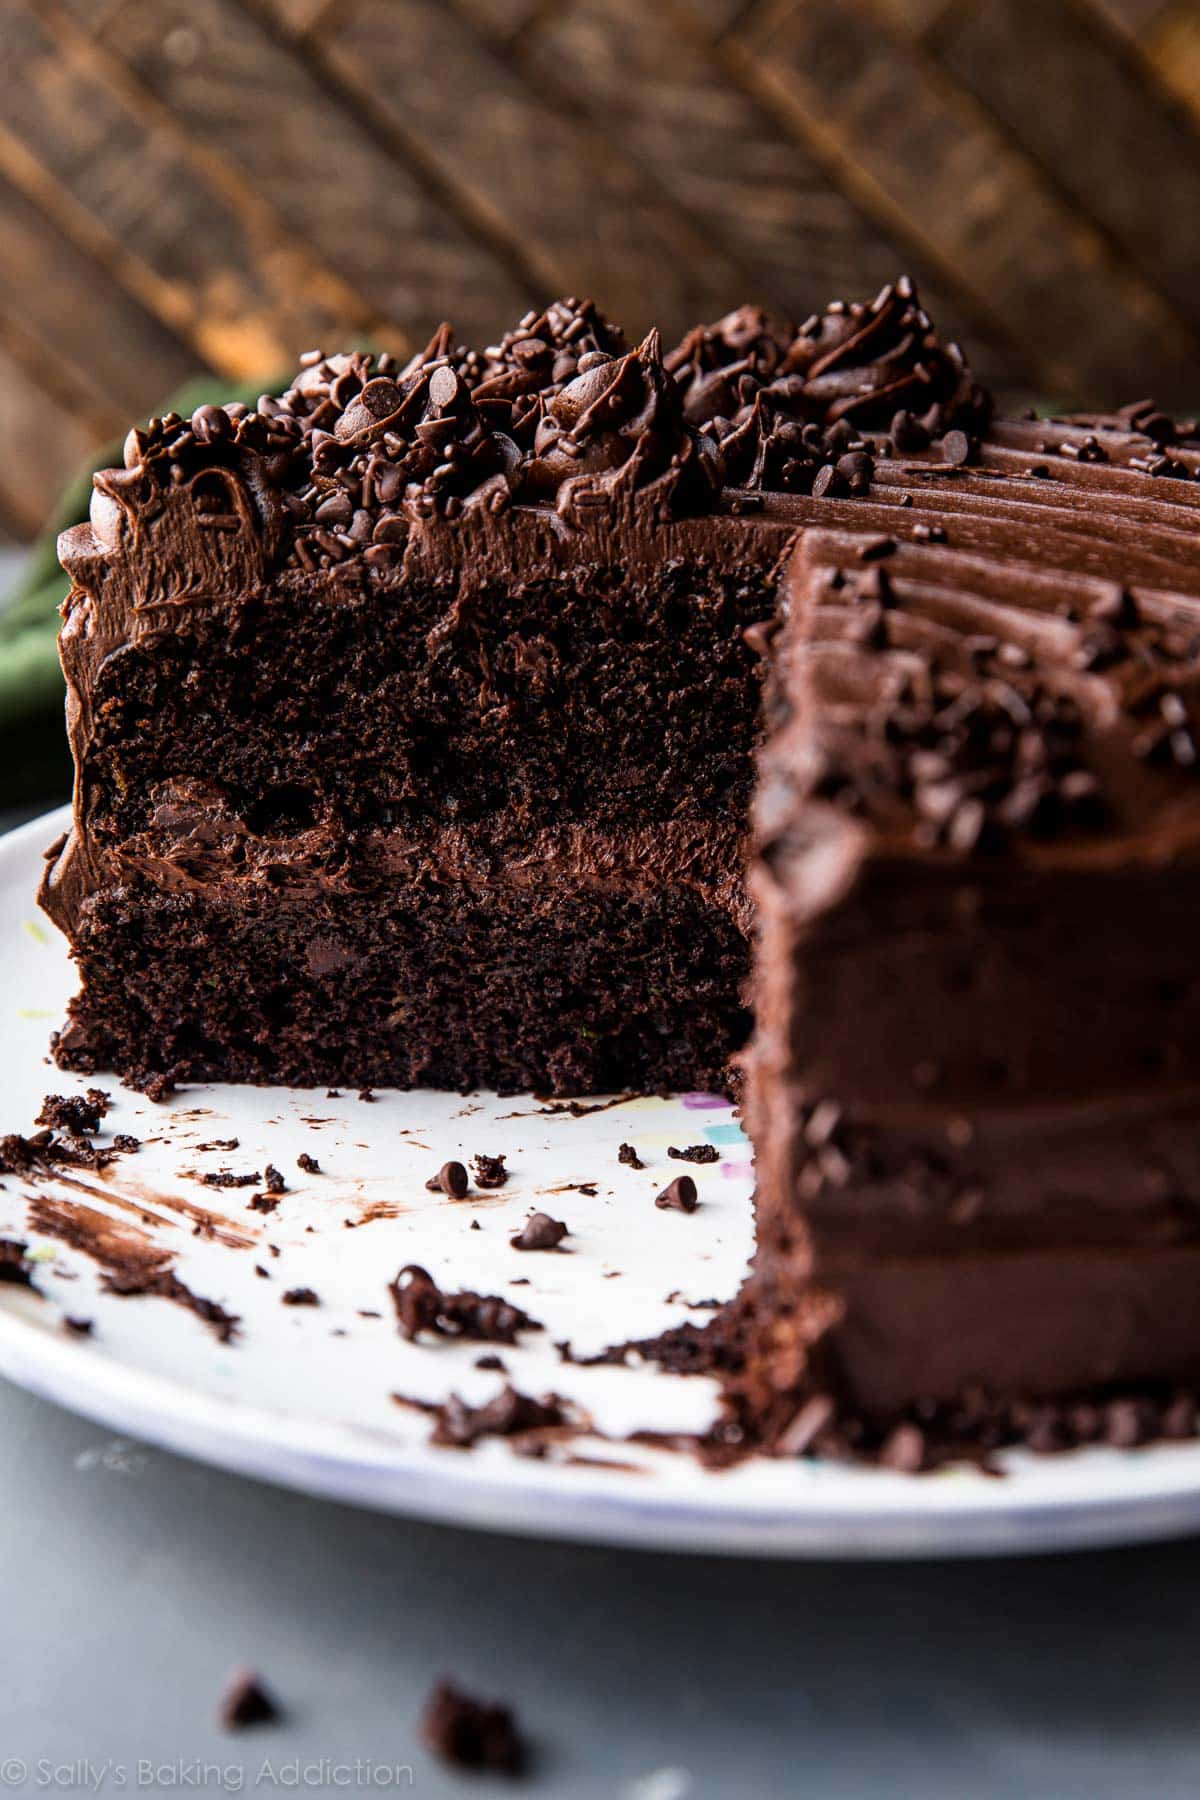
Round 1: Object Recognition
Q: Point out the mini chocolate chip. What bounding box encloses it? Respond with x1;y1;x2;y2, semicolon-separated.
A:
836;450;874;495
812;463;847;499
428;365;460;409
890;409;929;452
655;1175;698;1213
426;1160;469;1198
191;403;232;445
942;429;976;466
510;1212;568;1251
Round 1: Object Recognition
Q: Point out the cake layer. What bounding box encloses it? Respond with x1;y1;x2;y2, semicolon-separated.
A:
46;811;750;1096
59;505;788;849
746;1076;1200;1262
751;848;1200;1109
736;1244;1200;1423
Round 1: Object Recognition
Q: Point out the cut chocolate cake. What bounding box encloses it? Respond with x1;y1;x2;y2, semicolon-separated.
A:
41;282;982;1096
39;274;1200;1458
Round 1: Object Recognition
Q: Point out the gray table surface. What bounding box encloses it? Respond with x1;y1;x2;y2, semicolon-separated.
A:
5;778;1200;1797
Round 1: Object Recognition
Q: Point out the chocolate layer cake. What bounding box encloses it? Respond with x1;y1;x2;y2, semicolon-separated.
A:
39;274;1200;1458
41;283;982;1095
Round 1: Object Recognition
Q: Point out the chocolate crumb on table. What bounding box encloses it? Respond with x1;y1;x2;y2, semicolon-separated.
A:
668;1144;719;1164
63;1316;94;1336
112;1134;140;1153
472;1153;508;1189
218;1669;282;1732
655;1175;698;1213
201;1169;261;1189
247;1193;279;1214
281;1287;320;1307
425;1159;469;1198
420;1678;526;1775
296;1152;320;1174
618;1142;645;1169
510;1212;569;1251
263;1164;287;1194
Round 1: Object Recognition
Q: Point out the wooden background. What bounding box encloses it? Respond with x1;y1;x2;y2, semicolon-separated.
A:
2;0;1200;541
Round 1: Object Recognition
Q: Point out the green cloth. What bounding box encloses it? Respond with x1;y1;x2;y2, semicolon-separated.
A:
0;373;283;736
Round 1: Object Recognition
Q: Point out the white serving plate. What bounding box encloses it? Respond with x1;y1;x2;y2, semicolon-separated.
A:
4;806;1200;1557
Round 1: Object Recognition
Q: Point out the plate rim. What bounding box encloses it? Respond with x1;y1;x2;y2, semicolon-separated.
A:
7;804;1200;1559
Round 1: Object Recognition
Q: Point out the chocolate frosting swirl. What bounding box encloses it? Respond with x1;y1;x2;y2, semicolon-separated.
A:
519;329;722;522
666;277;992;488
473;297;627;446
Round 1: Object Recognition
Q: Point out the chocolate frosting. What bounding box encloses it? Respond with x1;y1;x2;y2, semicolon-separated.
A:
57;280;991;604
765;530;1200;856
665;278;991;486
474;297;627;443
521;330;722;525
